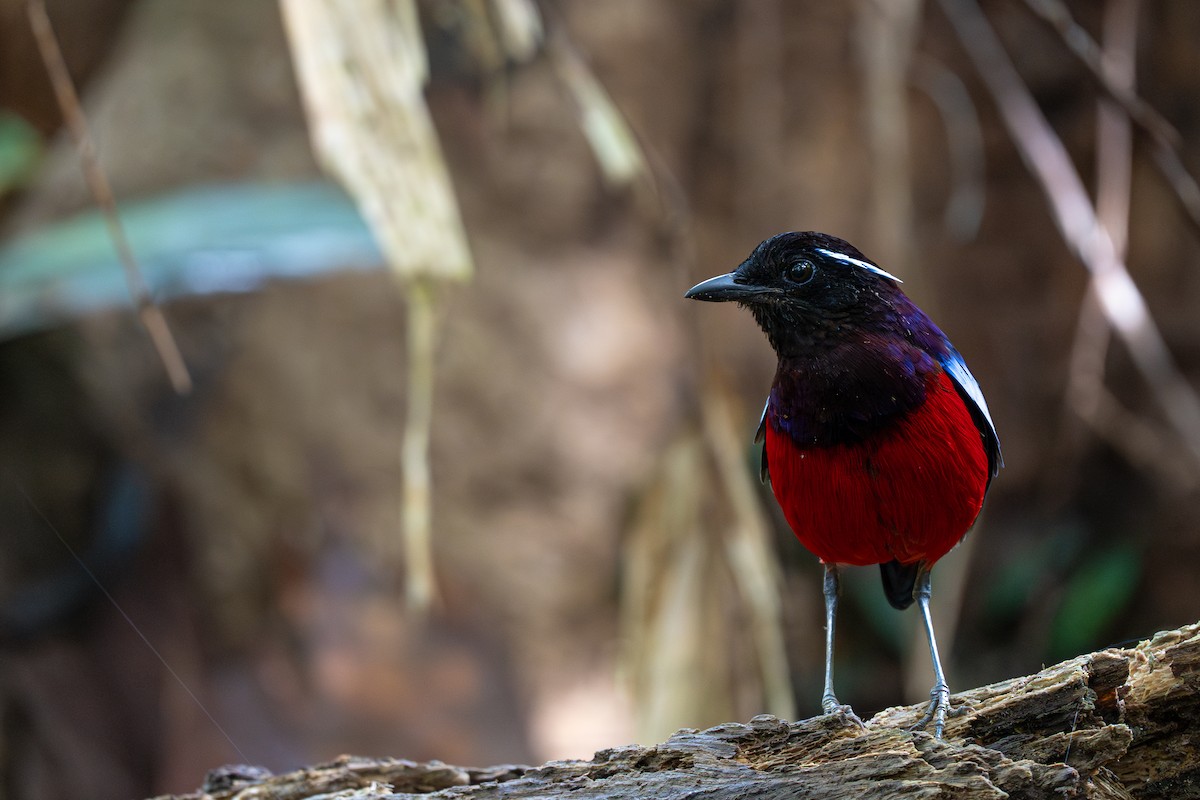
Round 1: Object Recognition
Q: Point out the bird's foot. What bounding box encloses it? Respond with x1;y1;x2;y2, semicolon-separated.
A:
821;693;866;730
910;682;957;738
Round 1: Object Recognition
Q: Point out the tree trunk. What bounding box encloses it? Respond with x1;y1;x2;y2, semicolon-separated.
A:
154;622;1200;799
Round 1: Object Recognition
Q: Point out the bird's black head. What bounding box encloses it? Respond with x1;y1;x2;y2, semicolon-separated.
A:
685;232;910;358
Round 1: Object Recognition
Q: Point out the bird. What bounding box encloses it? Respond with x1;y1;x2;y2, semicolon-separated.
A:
685;231;1001;738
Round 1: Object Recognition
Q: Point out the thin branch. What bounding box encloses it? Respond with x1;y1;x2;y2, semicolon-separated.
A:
25;0;192;394
939;0;1200;471
1063;0;1129;463
1058;0;1197;490
1021;0;1200;240
1095;0;1138;258
401;278;439;612
1046;0;1195;495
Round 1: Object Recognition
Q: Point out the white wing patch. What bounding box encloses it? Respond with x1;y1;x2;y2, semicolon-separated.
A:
755;396;770;484
938;348;1004;474
816;247;903;283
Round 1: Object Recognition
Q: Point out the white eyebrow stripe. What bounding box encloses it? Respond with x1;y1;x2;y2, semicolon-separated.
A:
815;248;903;283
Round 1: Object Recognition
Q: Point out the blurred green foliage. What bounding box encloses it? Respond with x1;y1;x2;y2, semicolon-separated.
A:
1049;541;1141;662
0;111;41;195
984;523;1086;624
846;565;911;654
982;520;1142;663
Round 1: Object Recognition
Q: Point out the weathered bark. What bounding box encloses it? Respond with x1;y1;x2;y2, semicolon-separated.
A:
149;622;1200;799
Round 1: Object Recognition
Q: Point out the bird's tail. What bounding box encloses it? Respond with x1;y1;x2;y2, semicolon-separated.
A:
879;560;920;610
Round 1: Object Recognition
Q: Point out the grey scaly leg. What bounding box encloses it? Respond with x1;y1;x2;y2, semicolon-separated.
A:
820;564;862;725
911;566;953;738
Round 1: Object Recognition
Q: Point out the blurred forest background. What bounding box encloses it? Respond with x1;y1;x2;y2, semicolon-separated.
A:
1;0;1200;798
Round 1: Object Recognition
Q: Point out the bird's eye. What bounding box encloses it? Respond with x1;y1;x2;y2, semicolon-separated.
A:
787;260;816;285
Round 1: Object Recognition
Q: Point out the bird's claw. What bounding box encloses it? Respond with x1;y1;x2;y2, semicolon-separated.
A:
910;683;955;738
948;702;974;718
821;695;866;730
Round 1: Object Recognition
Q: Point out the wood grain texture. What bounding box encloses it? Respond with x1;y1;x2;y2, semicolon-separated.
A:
153;622;1200;800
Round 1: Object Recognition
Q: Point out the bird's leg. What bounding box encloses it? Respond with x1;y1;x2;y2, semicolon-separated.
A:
820;563;862;726
911;566;955;738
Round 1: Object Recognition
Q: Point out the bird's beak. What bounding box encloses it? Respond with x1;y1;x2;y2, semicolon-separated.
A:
684;272;763;302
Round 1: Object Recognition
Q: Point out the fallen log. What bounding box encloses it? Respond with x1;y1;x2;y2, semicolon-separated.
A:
154;621;1200;799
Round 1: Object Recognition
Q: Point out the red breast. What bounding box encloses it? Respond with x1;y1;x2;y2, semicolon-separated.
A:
764;370;989;567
